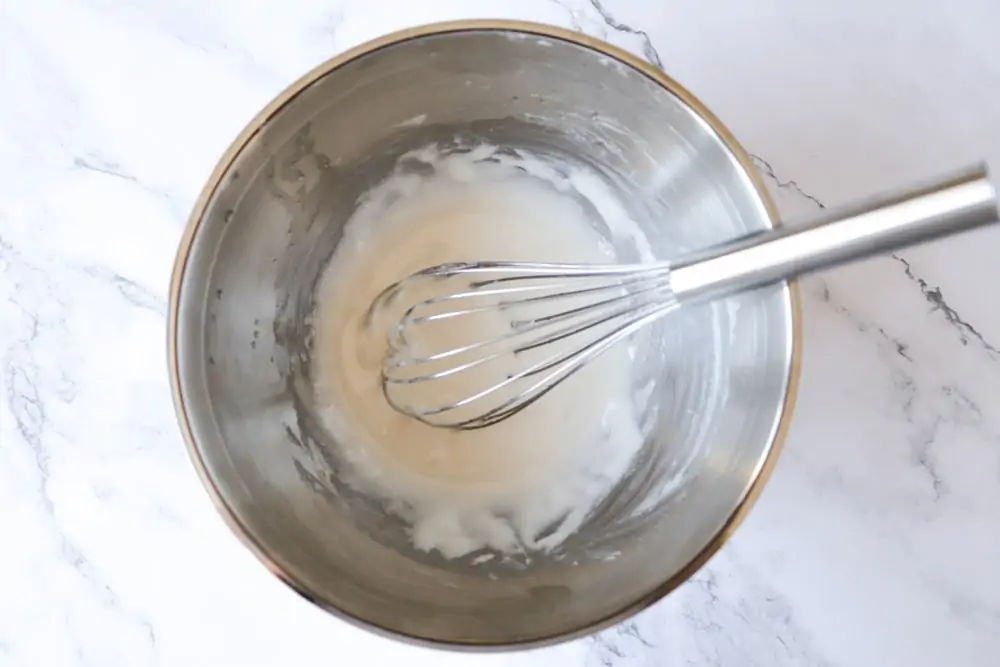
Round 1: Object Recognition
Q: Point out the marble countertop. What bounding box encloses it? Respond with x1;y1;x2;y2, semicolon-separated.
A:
2;1;999;665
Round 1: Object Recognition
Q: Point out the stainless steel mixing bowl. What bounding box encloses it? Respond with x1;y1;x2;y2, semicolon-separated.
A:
168;20;800;648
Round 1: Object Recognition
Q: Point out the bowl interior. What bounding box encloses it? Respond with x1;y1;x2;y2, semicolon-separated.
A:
172;24;795;646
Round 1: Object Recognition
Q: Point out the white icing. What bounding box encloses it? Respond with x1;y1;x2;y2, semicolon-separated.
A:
312;143;651;559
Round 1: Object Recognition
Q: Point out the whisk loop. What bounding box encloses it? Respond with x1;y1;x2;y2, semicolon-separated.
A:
368;261;679;429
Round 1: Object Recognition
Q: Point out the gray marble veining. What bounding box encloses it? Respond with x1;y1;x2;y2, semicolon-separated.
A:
1;0;998;665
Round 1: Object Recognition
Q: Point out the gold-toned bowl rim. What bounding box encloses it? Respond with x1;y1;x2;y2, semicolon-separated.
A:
168;19;802;650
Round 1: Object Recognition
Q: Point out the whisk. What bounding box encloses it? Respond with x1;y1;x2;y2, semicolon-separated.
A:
370;164;997;429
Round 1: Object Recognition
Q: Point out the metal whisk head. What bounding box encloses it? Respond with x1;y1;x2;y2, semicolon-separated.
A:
367;261;679;429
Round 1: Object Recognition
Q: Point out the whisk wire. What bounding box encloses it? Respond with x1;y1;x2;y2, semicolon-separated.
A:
385;296;679;429
383;274;673;373
379;261;680;429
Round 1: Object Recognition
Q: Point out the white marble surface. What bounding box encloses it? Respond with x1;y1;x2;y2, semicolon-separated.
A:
2;0;999;665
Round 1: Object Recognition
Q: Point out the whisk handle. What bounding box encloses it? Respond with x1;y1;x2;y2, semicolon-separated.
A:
668;163;998;301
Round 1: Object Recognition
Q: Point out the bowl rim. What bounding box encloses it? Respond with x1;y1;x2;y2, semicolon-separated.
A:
167;18;803;651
